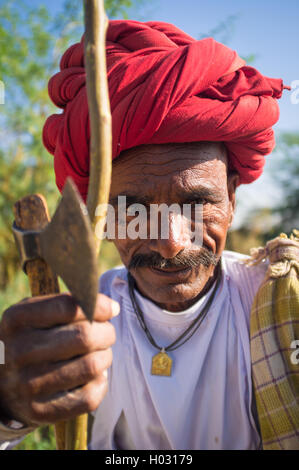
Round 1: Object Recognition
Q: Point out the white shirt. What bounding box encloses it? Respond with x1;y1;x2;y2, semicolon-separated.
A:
1;250;267;450
89;250;267;450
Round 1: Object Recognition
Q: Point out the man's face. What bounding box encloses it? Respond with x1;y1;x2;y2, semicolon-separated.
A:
108;142;239;311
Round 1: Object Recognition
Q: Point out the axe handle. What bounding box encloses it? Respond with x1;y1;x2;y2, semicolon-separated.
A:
13;194;86;450
13;195;60;296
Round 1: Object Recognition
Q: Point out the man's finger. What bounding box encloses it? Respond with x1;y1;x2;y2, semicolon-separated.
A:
21;350;112;398
30;375;108;424
2;293;120;332
12;320;116;366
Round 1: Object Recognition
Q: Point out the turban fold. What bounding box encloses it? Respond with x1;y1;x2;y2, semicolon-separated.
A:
43;20;288;201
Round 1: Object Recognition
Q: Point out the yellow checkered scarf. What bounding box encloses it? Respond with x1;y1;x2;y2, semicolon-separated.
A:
246;230;299;450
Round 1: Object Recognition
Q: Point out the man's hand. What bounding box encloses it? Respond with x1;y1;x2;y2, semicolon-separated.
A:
0;293;119;427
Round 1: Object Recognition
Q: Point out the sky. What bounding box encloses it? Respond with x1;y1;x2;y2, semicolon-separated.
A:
28;0;299;227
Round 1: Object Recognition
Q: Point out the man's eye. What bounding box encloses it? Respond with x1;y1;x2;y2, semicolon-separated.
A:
191;199;207;205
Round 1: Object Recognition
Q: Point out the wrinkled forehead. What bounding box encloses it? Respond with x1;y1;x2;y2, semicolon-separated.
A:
111;142;228;192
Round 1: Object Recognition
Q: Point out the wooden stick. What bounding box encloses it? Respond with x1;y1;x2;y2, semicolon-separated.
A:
84;0;112;257
65;414;88;450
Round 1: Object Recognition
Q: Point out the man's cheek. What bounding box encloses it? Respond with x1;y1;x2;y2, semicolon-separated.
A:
204;205;231;228
113;240;130;265
113;239;143;267
202;209;230;253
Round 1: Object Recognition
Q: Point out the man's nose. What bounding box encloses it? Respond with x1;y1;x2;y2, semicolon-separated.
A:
148;211;189;259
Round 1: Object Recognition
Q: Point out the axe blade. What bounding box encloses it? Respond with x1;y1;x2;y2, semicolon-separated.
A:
41;177;99;322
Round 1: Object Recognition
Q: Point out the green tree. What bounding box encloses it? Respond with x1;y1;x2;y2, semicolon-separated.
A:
0;0;138;294
226;132;299;255
272;132;299;232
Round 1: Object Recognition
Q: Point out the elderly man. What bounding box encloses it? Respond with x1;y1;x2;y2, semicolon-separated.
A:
0;20;293;450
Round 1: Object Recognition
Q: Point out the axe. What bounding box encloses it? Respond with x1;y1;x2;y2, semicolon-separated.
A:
11;0;112;450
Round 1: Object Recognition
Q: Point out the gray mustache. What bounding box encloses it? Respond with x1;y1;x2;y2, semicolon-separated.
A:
128;247;219;270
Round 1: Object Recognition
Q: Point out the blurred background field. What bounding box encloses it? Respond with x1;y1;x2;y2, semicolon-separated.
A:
0;0;298;450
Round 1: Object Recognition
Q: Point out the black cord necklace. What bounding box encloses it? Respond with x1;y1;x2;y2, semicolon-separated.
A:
128;260;222;376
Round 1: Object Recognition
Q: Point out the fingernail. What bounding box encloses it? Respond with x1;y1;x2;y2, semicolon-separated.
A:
103;369;108;378
112;301;120;317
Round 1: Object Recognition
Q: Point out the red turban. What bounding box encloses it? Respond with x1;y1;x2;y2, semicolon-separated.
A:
43;20;288;202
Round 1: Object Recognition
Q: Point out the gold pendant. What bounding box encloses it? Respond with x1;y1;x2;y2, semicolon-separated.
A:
151;349;172;376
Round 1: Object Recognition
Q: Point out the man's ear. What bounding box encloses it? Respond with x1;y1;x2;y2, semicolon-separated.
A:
227;171;239;227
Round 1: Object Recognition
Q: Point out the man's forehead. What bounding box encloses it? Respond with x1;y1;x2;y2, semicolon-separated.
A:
112;142;228;170
110;142;228;203
113;142;227;165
